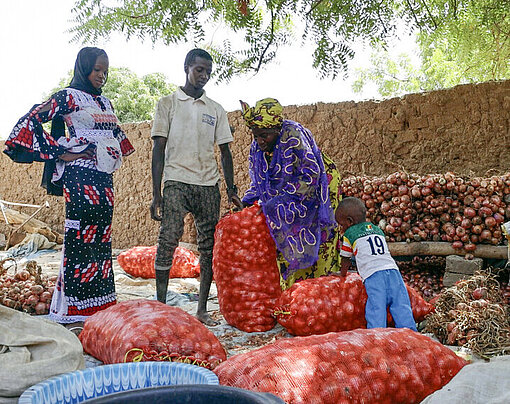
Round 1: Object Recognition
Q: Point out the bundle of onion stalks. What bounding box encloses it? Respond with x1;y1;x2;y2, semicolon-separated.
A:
425;269;510;358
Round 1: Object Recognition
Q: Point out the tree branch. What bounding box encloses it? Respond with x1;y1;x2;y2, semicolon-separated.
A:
419;0;438;29
254;7;275;72
306;0;326;16
404;0;422;28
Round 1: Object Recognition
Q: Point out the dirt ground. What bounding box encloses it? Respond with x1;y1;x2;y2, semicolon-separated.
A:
0;244;291;366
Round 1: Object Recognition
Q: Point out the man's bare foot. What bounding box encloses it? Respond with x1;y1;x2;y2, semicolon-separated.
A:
196;311;219;326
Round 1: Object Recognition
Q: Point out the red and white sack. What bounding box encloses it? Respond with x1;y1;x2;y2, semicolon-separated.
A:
213;205;282;332
215;328;468;404
80;300;226;369
275;273;434;336
117;245;200;279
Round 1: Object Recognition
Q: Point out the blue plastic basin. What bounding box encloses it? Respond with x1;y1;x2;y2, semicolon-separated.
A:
82;385;285;403
18;362;218;404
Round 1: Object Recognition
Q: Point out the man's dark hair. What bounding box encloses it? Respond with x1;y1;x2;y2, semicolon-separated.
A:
184;48;213;68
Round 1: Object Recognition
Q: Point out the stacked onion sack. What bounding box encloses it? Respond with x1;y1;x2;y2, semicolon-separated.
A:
398;256;445;301
213;204;282;332
425;270;510;358
0;259;55;315
117;245;200;278
215;328;468;404
342;172;510;256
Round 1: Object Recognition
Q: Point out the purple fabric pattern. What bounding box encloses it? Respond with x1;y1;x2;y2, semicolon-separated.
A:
242;120;336;278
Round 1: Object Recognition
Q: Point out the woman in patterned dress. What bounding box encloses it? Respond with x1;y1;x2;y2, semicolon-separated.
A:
3;47;134;324
240;98;342;290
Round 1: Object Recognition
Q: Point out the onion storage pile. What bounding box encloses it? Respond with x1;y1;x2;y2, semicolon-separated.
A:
342;171;510;255
0;259;55;315
425;270;510;358
398;256;445;301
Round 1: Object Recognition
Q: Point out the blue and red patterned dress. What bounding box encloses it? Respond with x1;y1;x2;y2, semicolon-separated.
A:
4;88;134;323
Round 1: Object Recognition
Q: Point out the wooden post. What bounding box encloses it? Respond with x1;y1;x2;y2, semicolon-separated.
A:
388;241;508;259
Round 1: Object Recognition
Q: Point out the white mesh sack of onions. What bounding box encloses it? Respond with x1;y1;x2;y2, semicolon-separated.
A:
425;269;510;358
0;259;56;315
342;171;510;256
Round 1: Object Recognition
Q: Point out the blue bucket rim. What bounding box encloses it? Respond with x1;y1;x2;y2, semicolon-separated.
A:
18;362;219;404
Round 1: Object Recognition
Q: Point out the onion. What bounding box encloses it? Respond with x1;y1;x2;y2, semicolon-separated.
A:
479;206;492;217
464;243;477;252
480;230;492;241
398;185;409;196
452;241;464;249
385;224;396;234
471;225;483;235
460;218;472;229
484;216;497;229
463;207;476;218
14;270;30;282
421;186;432;196
35;302;47;315
472;216;482;225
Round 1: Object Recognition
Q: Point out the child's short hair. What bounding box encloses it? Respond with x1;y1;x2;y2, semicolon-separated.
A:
184;48;213;68
337;197;367;223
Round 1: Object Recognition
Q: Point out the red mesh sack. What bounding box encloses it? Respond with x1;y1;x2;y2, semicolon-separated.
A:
215;328;468;404
117;246;200;279
275;273;434;336
213;205;282;332
80;300;226;369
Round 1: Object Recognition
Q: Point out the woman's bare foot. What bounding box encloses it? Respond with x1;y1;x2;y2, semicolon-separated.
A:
196;311;219;326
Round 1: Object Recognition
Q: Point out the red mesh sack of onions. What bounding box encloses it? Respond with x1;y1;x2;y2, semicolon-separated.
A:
214;328;468;404
275;273;434;336
117;246;200;278
79;299;226;369
213;204;282;332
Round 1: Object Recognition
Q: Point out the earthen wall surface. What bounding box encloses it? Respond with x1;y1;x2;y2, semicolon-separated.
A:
1;80;509;248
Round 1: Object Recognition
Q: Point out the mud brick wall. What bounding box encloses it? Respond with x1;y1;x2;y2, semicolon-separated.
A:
1;80;509;248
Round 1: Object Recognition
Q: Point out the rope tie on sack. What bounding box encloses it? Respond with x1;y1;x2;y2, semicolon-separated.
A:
123;347;215;369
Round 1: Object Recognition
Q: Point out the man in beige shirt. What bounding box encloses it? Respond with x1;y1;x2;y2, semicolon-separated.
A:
151;48;242;325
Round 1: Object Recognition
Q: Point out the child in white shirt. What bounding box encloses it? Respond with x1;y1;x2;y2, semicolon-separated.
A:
336;197;417;330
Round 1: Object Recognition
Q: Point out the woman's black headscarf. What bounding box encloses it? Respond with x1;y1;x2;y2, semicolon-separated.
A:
42;47;108;195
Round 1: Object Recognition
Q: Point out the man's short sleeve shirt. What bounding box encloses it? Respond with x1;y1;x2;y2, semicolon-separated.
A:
151;87;233;186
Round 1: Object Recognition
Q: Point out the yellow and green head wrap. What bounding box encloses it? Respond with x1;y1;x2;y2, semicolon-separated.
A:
240;98;284;128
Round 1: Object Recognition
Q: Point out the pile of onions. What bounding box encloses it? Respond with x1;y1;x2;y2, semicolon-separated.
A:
342;171;510;253
0;259;56;315
398;256;445;301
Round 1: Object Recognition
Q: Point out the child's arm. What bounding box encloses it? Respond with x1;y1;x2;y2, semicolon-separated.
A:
339;257;351;277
